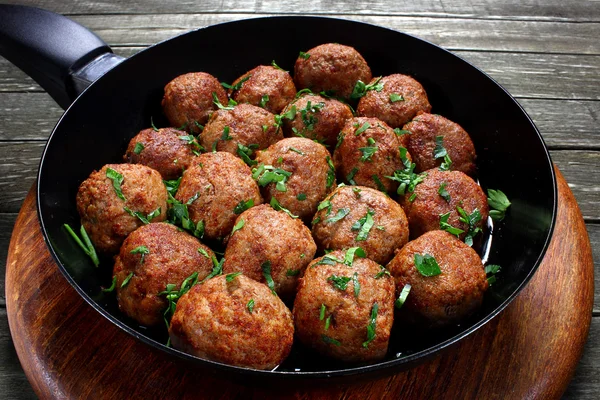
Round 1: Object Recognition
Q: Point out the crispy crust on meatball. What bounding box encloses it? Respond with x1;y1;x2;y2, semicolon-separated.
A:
175;152;263;241
162;72;227;134
357;74;431;128
293;250;395;363
334;117;410;193
387;230;488;329
222;204;316;299
401;169;488;240
76;163;167;254
254;137;335;220
294;43;372;99
199;103;282;157
281;93;353;148
229;65;297;114
404;113;477;176
312;185;409;265
169;274;294;370
124;127;199;180
113;222;215;326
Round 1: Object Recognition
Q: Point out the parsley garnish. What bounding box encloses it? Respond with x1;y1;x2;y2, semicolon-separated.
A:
343;247;366;266
159;271;199;329
286;269;301;276
328;274;352;291
335;132;345;150
150;116;159;132
200;256;224;284
317;198;333;215
167;192;204;239
326;156;335;188
359;137;378;162
231;219;245;235
247;299;255;313
395;284;411;309
352;272;360;298
130;245;149;264
320;304;327;320
124;206;161;225
355;122;371;136
198;248;210;258
362;303;378;348
439;212;465;237
457;206;482;246
438;182;451;202
133;142;144;154
163;177;181;197
297;193;307;201
374;266;391;279
487;189;511;221
299;101;325;132
372;175;386;192
270;197;298;218
106;168;126;201
226;272;242;282
394;128;411;136
252;163;292;192
347;167;359;185
63;223;100;267
179;135;204;155
121;272;134;288
350;76;384;100
485;264;501;285
221;75;250;91
236;143;259;166
271;60;286;71
414;253;442;277
325;208;350;224
322;335;341;346
233;199;254;214
261;260;277;295
434;136;453;171
259;94;269;108
389;93;404;102
298;51;310;59
102;276;117;293
212;92;237;110
221;126;232;141
352;209;375;241
289;147;305;155
386;164;427;197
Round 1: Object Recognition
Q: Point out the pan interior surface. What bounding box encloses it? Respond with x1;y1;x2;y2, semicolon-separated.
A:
37;16;556;378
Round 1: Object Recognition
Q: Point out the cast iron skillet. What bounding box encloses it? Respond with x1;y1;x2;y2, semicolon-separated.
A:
0;5;556;381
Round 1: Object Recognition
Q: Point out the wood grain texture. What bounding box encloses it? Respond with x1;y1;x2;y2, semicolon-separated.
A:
7;0;600;21
4;167;594;399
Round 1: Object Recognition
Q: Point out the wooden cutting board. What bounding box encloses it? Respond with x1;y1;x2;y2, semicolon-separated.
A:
5;167;594;399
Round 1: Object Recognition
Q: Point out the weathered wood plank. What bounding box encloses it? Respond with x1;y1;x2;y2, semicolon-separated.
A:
7;0;600;22
0;213;18;306
563;317;600;399
588;224;600;313
2;48;599;100
0;142;44;213
2;93;599;150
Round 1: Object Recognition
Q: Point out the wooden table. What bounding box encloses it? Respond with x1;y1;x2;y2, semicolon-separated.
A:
0;0;598;398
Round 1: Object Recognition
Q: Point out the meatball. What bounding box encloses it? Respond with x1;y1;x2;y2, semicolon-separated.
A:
294;43;372;100
254;137;335;220
123;127;200;180
222;204;316;299
312;185;409;265
76;163;167;254
281;93;353;148
357;74;432;128
229;65;296;114
387;230;488;329
113;222;215;327
404;113;477;176
293;250;395;363
169;274;294;370
198;103;282;158
162;72;228;134
175;152;262;241
401;169;488;241
333;117;410;193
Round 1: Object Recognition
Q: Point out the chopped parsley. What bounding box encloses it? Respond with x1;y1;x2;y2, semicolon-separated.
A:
252;163;292;192
393;128;411;136
347;167;359;185
102;276;117;293
159;271;199;328
167;192;204;239
179;135;204;156
124;206;161;225
374;266;391;279
106;167;126;201
236;143;259;166
350;76;384;100
359;137;378;162
212;92;237;110
343;247;366;266
221;126;232;141
320;304;327;321
259;94;269;108
130;245;149;264
355;122;371;136
386;163;427;197
233;199;254;214
163;177;181;197
270;197;298;218
326;156;335;188
327;274;352;291
289;147;305;155
261;260;277;295
247;298;255;313
434;136;453;171
133;142;144;154
231;219;245;235
335;132;345;150
325;208;350;224
63;223;99;267
197;248;210;258
395;284;411;309
317;198;333;215
297;193;307;201
372;175;387;192
352;272;360;298
457;206;482;246
225;272;242;283
439;212;465;237
322;335;341;346
121;272;134;288
286;269;301;276
200;256;224;284
389;93;405;103
221;75;250;91
352;209;375;241
150;116;159;132
414;253;442;277
271;60;286;71
487;189;511;221
298;51;310;59
485;264;501;285
299;100;325;132
438;182;451;202
362;303;379;348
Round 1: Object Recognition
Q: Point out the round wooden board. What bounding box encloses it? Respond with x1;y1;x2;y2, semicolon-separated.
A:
5;167;594;399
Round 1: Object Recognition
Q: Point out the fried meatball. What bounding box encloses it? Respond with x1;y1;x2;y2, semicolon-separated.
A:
229;65;296;114
293;250;395;363
123;127;200;180
312;185;409;265
294;43;372;100
334;117;410;193
162;72;228;134
401;169;488;240
198;103;282;158
404;113;477;176
175;152;262;241
169;274;294;370
76;163;167;254
387;230;488;329
113;222;215;327
222;204;316;299
281;93;353;148
357;74;432;128
254;137;335;220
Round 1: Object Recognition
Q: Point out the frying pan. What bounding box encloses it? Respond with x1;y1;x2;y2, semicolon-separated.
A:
0;5;557;381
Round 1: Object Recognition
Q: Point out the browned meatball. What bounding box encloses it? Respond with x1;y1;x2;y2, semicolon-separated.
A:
404;113;477;176
76;163;167;254
294;43;372;100
169;274;294;370
357;74;432;128
281;93;353;148
175;152;263;241
401;169;488;241
254;137;335;220
229;65;296;114
113;222;215;327
334;117;410;193
387;230;488;329
293;249;395;363
123;127;200;180
198;103;282;158
222;204;316;299
162;72;228;134
312;185;409;265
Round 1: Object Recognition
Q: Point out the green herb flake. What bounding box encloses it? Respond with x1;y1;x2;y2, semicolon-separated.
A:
159;271;200;328
259;94;270;108
270;197;299;218
226;272;243;283
212;92;236;110
150;116;159;132
438;182;451;202
297;193;307;201
327;275;352;291
271;60;286;71
102;276;117;293
372;175;387;193
374;266;391;279
106;167;126;201
319;303;326;320
286;269;301;277
221;75;250;91
133;142;145;154
350;76;384;100
487;189;511;221
326;156;336;188
433;136;448;159
221;126;232;141
439;212;465;237
200;257;224;284
439;154;453;171
352;272;360;298
299;51;311;60
347;167;359;185
121;272;134;288
130;245;150;264
335;132;345;150
124;206;161;225
164;177;182;197
359;139;378;162
289;147;305;155
355;122;371;136
343;247;366;266
325;315;332;331
233;199;254;214
485;264;501;285
198;248;210;258
394;128;411;136
414;253;442;277
395;284;411;309
326;208;350;224
351;209;375;241
252;164;292;192
362;303;379;348
322;334;341;346
389;93;405;103
261;260;277;295
63;223;100;267
457;206;482;246
247;298;255;313
231;219;245;235
236;143;259;166
386;164;427;197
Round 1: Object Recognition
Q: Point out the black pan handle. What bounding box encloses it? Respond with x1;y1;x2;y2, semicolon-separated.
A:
0;4;124;109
